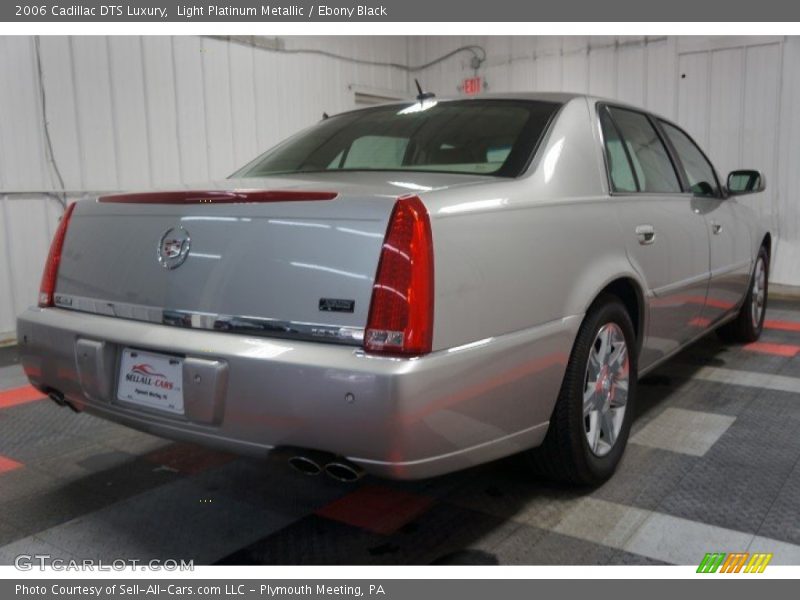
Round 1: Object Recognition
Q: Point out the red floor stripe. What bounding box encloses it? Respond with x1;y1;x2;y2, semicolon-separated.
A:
0;385;44;409
316;485;434;535
764;319;800;333
743;342;800;357
0;455;23;474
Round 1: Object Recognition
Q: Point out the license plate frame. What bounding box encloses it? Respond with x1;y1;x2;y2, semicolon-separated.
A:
116;348;185;415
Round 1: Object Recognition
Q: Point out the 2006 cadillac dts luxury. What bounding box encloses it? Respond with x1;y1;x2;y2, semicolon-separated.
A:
18;93;770;485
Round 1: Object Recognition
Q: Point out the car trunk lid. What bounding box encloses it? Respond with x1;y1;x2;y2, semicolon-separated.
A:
52;179;432;344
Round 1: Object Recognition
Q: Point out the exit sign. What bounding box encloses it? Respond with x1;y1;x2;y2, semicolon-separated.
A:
463;77;482;95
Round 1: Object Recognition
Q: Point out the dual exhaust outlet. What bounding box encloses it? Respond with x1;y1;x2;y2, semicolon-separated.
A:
47;389;80;413
287;451;365;483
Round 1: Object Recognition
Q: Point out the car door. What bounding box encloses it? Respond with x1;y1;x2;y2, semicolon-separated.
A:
658;121;753;325
599;105;711;369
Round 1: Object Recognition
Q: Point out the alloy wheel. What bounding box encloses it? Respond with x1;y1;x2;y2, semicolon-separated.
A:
583;322;629;457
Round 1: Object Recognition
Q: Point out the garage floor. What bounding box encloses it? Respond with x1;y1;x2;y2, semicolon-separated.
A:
1;300;800;566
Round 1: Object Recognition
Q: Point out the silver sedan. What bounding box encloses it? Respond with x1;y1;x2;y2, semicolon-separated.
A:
17;93;770;484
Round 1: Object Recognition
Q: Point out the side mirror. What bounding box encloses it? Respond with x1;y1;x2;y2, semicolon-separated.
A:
727;169;766;196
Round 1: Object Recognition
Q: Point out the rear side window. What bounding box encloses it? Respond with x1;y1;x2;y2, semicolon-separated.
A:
660;121;720;197
604;107;681;193
599;109;637;192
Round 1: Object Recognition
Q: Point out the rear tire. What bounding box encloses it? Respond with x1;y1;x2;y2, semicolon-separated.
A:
717;246;769;344
524;294;637;486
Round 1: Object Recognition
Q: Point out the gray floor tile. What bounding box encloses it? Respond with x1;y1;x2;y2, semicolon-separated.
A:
35;477;296;564
765;301;800;316
0;402;97;462
382;464;477;500
690;366;800;395
0;365;30;391
632;374;688;431
429;549;502;565
664;378;761;416
384;503;521;565
631;408;735;456
759;326;800;345
223;497;519;566
29;443;138;481
0;535;75;566
0;520;21;547
0;345;20;369
0;430;95;464
608;549;670;565
71;457;184;502
680;340;792;375
658;459;788;535
99;429;171;455
0;465;65;505
0;481;113;540
446;469;586;530
657;390;800;534
748;536;800;565
180;457;353;518
757;461;800;546
623;512;753;566
553;497;650;549
592;443;697;511
219;515;385;565
495;527;617;565
776;355;800;379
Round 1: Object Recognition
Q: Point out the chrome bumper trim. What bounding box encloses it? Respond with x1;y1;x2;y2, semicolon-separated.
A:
53;293;364;345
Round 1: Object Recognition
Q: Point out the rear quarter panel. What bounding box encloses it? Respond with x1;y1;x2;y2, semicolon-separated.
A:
425;98;644;351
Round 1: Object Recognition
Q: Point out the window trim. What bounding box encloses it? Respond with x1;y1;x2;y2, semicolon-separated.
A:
655;118;724;199
596;102;689;197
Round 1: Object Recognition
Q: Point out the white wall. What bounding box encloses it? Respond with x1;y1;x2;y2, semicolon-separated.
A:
409;35;800;289
0;35;410;341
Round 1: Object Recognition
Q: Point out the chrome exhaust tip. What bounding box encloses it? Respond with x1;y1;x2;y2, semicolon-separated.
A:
324;461;365;483
287;455;323;476
47;391;66;406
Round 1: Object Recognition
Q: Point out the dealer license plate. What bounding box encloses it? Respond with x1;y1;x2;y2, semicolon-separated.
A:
117;348;184;415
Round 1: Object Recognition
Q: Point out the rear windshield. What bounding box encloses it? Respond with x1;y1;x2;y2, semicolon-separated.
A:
233;99;561;178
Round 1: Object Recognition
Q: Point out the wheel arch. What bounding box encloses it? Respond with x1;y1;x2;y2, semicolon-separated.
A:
584;273;647;364
583;276;646;359
762;232;772;260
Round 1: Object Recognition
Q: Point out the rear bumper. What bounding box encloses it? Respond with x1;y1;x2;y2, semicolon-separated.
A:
16;307;579;479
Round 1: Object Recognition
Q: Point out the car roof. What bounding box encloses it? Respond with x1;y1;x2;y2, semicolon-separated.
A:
436;91;584;103
437;92;670;118
328;92;580;120
331;92;678;133
359;91;583;107
340;92;667;118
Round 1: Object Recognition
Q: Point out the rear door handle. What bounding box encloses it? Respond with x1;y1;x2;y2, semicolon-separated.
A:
635;224;656;245
711;221;723;235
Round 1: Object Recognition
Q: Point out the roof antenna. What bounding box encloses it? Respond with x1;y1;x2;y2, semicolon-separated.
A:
414;79;436;102
322;111;329;119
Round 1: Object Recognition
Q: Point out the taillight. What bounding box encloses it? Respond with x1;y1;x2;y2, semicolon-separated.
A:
365;195;434;355
38;202;76;308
